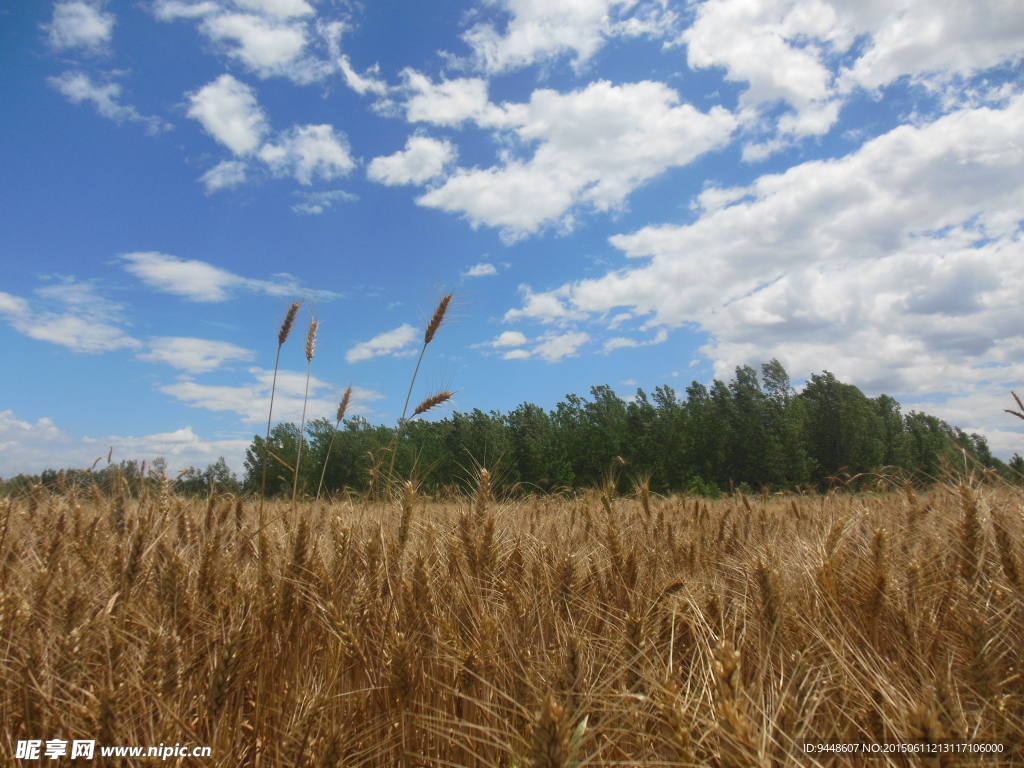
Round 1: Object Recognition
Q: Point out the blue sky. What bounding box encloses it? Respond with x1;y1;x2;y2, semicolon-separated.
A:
2;0;1023;476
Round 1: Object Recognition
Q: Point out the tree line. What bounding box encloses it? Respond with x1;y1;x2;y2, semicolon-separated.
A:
2;361;1014;499
0;456;241;498
244;360;1011;498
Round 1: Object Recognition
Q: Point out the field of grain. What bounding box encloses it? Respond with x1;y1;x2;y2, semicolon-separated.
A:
1;476;1021;766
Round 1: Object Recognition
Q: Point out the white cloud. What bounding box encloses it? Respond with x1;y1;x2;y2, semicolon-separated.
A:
602;328;667;352
120;251;336;302
187;74;269;155
258;124;355;185
291;189;358;215
683;0;843;130
414;79;737;238
368;136;456;186
477;329;589;361
160;368;382;424
202;13;308;72
0;292;30;316
156;0;338;83
346;324;419;363
503;284;586;323
14;314;140;354
46;1;114;51
0;281;140;354
461;0;675;73
531;331;591;362
200;159;249;192
681;0;1024;151
137;337;256;373
48;71;171;134
839;0;1024;93
153;1;219;20
121;252;249;301
483;330;528;347
502;95;1024;448
464;262;498;277
0;410;251;477
232;0;314;20
402;71;499;126
339;55;389;96
187;75;354;189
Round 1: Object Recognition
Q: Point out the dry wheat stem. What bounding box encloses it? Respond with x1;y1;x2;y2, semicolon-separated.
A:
316;386;352;503
386;293;452;486
292;319;318;512
260;302;301;541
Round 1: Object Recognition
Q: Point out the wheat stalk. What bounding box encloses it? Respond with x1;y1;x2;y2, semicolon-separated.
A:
316;386;352;502
291;319;318;512
260;302;300;546
386;293;453;487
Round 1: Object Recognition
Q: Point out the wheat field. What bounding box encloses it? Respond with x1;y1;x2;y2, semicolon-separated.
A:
1;475;1021;766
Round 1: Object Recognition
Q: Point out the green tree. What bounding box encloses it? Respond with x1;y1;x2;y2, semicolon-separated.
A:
799;371;885;484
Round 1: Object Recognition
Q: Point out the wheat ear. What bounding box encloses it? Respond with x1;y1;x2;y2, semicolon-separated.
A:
316;386;351;502
386;293;452;486
260;302;300;548
291;319;318;512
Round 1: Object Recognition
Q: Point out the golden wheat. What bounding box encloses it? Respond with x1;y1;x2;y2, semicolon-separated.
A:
0;479;1021;766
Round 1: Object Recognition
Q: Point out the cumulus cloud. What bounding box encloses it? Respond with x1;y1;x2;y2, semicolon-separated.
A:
475;329;589;361
48;71;171;134
838;0;1024;93
530;331;591;362
187;75;355;189
187;74;269;155
461;0;675;73
345;324;419;363
681;0;1024;152
258;124;355;184
402;71;499;126
137;337;256;373
368;136;456;186
0;280;140;354
412;79;736;238
232;0;314;20
602;328;667;352
160;369;382;424
153;1;218;20
501;94;1024;442
120;252;337;302
155;0;338;83
491;330;528;347
0;409;251;477
464;263;498;277
200;159;249;192
202;14;308;72
45;1;114;51
339;55;389;96
503;285;587;323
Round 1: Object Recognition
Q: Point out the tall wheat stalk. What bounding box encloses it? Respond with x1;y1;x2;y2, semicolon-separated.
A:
316;386;352;502
291;319;318;513
386;293;452;486
260;303;300;543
